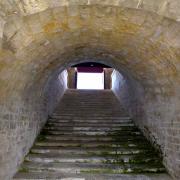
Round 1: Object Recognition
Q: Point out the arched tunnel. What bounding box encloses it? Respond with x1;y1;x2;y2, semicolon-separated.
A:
0;1;179;179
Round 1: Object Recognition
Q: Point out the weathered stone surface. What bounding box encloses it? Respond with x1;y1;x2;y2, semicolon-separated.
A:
0;2;179;180
14;89;170;179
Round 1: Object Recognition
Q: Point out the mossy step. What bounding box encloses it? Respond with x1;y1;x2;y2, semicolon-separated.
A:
40;130;142;137
20;161;166;174
13;172;172;180
31;146;154;155
52;114;128;117
56;111;126;114
57;107;124;109
14;90;167;179
47;121;133;126
37;135;145;142
35;140;152;148
45;123;134;128
41;129;141;136
35;138;150;144
52;114;129;118
42;126;138;132
25;153;161;164
50;116;130;119
49;120;131;124
39;134;143;141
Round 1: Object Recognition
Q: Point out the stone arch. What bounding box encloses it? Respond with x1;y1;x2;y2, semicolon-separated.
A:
0;4;179;179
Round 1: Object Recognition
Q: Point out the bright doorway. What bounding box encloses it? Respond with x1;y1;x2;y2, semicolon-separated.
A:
77;72;104;90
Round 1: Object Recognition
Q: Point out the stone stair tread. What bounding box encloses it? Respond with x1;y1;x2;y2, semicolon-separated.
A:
37;136;146;143
31;146;153;155
45;124;135;128
26;153;160;164
51;114;129;118
49;119;131;123
26;151;158;157
39;134;143;141
48;120;132;124
14;90;167;179
51;115;130;118
34;142;151;149
14;172;172;180
42;129;141;136
39;132;142;138
35;139;150;145
19;161;166;174
47;121;133;125
42;126;138;132
52;114;128;117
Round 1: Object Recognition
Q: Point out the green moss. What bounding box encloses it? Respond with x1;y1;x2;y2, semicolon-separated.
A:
81;168;124;174
19;167;29;173
81;165;165;175
37;134;47;141
29;150;39;154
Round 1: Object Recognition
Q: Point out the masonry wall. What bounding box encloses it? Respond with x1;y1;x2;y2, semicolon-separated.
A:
0;69;67;179
0;2;179;179
104;68;113;89
112;70;180;178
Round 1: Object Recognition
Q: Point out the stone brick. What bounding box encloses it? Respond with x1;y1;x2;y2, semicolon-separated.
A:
0;2;179;180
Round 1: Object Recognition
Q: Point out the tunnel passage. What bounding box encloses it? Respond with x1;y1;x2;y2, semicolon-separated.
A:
0;2;179;179
14;88;169;179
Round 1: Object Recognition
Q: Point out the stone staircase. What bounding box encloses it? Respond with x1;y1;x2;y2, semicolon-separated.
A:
14;89;171;179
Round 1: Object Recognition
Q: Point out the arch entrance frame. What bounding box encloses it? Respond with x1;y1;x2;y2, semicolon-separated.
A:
0;4;179;179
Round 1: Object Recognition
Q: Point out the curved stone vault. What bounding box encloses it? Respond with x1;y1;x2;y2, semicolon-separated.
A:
0;1;179;179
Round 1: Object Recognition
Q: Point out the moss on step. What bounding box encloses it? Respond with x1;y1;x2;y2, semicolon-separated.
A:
80;166;165;175
36;134;47;141
19;167;29;173
81;168;125;174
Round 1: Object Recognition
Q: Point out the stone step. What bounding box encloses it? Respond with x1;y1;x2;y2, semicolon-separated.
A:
47;121;133;126
14;90;167;179
19;161;166;174
42;129;140;136
57;101;120;104
30;146;153;155
45;124;135;129
43;126;136;132
56;106;124;109
52;114;129;118
25;153;159;164
35;140;150;148
54;113;128;117
39;134;142;141
51;113;130;119
56;105;124;107
46;121;134;126
13;172;172;180
50;117;131;122
56;109;125;111
48;117;132;124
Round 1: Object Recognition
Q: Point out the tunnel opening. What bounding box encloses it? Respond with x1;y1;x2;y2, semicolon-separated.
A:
69;62;114;90
77;71;105;89
0;3;179;179
13;60;168;178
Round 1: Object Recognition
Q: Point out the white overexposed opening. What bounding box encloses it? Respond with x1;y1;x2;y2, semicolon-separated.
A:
77;72;104;89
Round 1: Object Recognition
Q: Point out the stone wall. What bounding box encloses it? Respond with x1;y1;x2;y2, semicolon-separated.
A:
0;68;67;179
112;70;180;179
1;0;180;20
0;2;179;179
104;68;113;89
67;68;77;89
112;70;144;118
44;70;68;115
